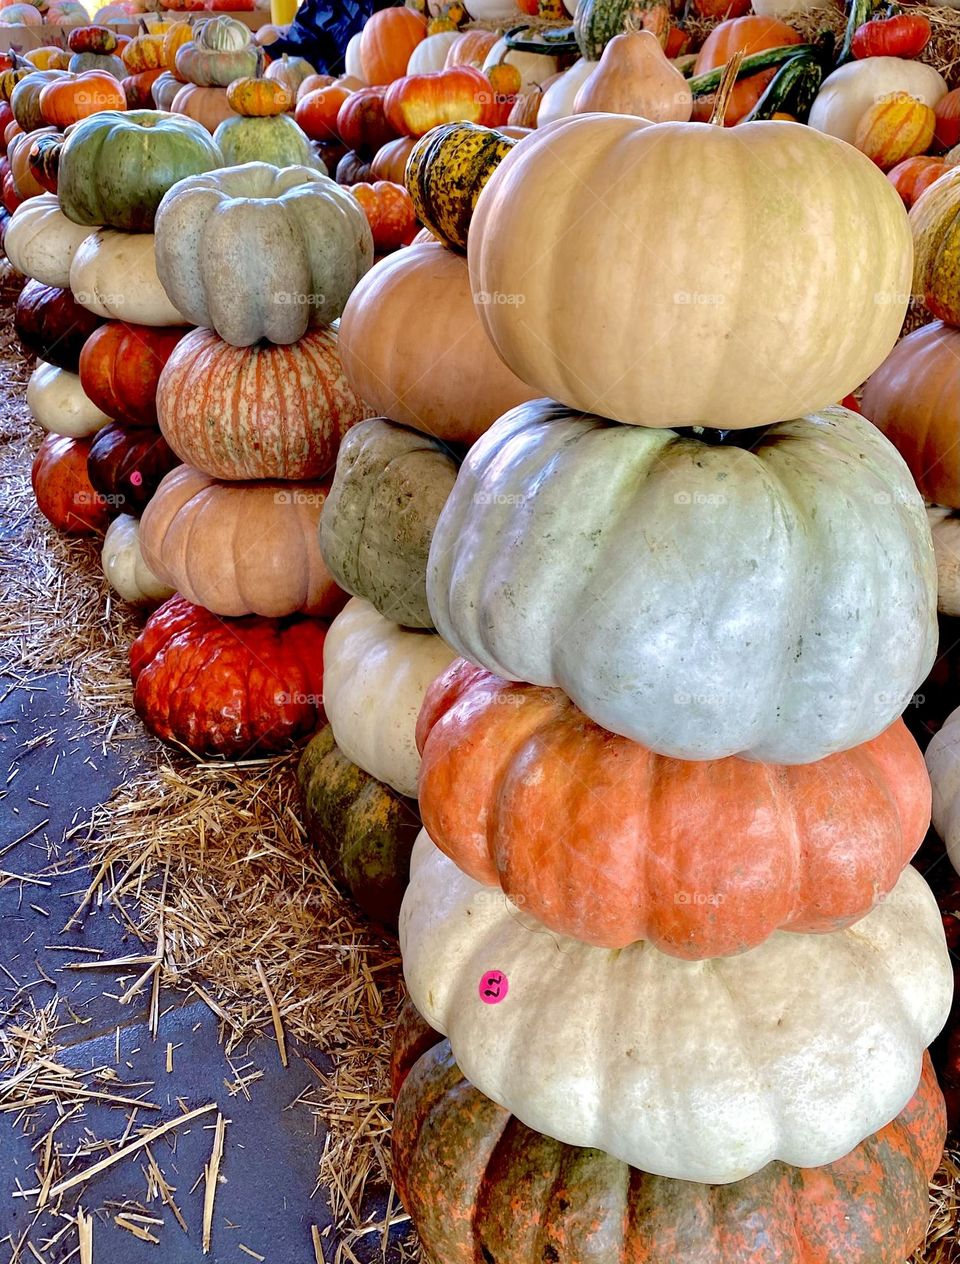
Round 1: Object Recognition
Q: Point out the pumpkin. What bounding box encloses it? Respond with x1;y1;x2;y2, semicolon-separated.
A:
810;58;947;145
928;506;960;617
296;72;336;101
320;418;458;629
851;12;931;60
444;29;497;69
67;54;127;81
58;109;222;232
405;121;514;253
140;465;346;619
417;659;929;956
344;31;365;81
295;84;351;141
323;598;456;795
39;72;127;131
121;32;165;74
349;180;416;251
71;229;188;327
154;164;372;348
151;71;183;111
212;112;317;168
359;7;427;86
4;192;93;287
464;0;518;17
335;148;374;185
400;833;951;1181
408;30;460;74
370;134;415;181
862;322;960;507
226;75;292;116
68;25;119;55
0;4;41;23
469;116;912;430
480;37;555;97
79;322;185;428
25;49;72;72
428;402;937;763
170;83;239;131
156;327;369;480
26;131;62;194
175;41;259;87
102;513;175;605
27;362;111;439
87;422;180;517
297;724;420;926
14;277;102;372
7;126;56;200
193;15;251;50
385;65;496;137
572;30;690;121
11;72;70;133
854;95;936;171
928;704;960;876
691;16;802;125
161;22;193;69
121;69;165;110
264;53;316;95
393;1027;945;1264
336;86;397;153
339;242;538;445
31;432;109;534
935;87;960;153
0;65;32;105
537;58;595;127
130;594;329;758
911;165;960;326
888;154;951;208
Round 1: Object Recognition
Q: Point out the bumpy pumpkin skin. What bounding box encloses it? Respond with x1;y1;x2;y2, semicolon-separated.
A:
141;466;347;620
400;836;952;1182
155;164;372;348
14;278;102;372
131;594;329;759
79;322;187;428
297;724;420;926
156;328;370;481
393;1027;945;1264
427;401;937;764
417;659;930;957
320;418;459;628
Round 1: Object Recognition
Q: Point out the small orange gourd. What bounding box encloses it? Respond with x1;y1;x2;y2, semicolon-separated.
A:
226;74;293;116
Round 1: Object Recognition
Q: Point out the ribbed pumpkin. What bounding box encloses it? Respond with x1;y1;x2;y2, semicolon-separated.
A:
405;121;515;252
320;418;459;629
3;192;93;288
855;95;936;171
175;41;259;88
71;229;189;327
339;241;538;444
79;322;186;428
226;75;292;116
122;69;165;110
131;594;329;758
31;432;109;535
445;29;498;70
359;7;427;85
691;16;802;125
121;32;166;74
297;724;420;926
156;328;370;481
87;423;180;516
150;71;183;112
928;705;960;876
888;154;951;209
140;465;347;619
911;164;960;325
393;1021;946;1264
862;321;960;508
15;278;102;372
417;659;930;956
39;71;126;129
372;133;416;181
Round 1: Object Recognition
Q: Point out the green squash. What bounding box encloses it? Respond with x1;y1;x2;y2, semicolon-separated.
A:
67;52;126;79
297;726;420;927
57;110;223;232
175;43;260;88
10;70;67;132
212;113;318;169
574;0;636;61
320;418;460;630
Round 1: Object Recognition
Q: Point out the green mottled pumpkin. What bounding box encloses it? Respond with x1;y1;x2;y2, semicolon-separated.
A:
405;121;516;253
319;418;459;629
297;725;420;926
392;1008;947;1264
574;0;635;61
212;113;318;169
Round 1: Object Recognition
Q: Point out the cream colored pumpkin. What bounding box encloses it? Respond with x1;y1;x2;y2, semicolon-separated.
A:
400;834;952;1183
482;37;557;93
751;0;834;15
809;58;947;145
407;31;460;75
538;59;596;127
27;361;111;439
5;194;96;288
573;31;692;123
927;706;960;877
468;115;913;429
102;514;175;607
927;505;960;616
344;32;365;82
70;229;189;327
466;0;519;18
322;598;456;796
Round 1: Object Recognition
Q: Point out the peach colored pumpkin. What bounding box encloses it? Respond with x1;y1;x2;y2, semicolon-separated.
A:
573;30;691;122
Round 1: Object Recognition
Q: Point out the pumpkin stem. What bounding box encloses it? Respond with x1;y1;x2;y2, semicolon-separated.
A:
708;47;744;126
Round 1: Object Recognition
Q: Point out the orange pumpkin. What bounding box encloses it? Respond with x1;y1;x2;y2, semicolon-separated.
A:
371;133;416;182
855;95;936;171
350;180;417;251
39;72;127;129
934;87;960;153
226;75;292;116
31;433;109;536
8;125;55;199
295;83;351;140
296;71;336;101
444;29;498;70
122;68;165;109
691;16;802;125
359;6;427;85
887;154;951;208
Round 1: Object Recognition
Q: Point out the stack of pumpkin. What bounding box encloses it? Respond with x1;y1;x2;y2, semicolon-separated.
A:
163;15;257;132
390;109;956;1263
125;159;375;760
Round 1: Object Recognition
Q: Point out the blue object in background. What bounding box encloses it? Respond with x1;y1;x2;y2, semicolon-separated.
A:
268;0;400;73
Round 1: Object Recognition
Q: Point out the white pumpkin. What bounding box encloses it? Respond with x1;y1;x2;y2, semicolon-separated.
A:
101;515;175;607
537;59;596;127
322;598;456;796
928;505;960;616
751;0;833;15
482;37;557;92
809;58;947;145
928;706;960;877
26;362;111;439
407;31;461;75
465;0;519;17
70;230;189;327
4;194;96;289
400;834;952;1183
344;31;365;81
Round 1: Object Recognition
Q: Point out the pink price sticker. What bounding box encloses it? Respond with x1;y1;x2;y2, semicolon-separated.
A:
129;471;143;487
479;970;508;1005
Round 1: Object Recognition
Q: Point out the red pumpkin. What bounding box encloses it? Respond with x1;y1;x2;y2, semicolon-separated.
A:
314;138;348;172
87;422;180;517
297;72;337;101
15;279;103;373
350;181;417;252
294;83;351;141
851;12;931;59
130;594;329;758
416;660;930;956
79;322;187;428
0;100;13;153
392;1015;946;1264
336;85;397;153
121;68;165;109
1;159;19;214
359;6;427;86
67;26;119;55
691;16;803;125
385;66;493;137
336;149;374;185
887;155;951;208
934;88;960;153
31;433;109;535
371;134;416;182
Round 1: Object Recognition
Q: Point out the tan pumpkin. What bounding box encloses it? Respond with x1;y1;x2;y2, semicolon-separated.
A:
573;31;691;122
338;240;538;444
911;164;960;325
139;465;347;619
170;82;239;132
